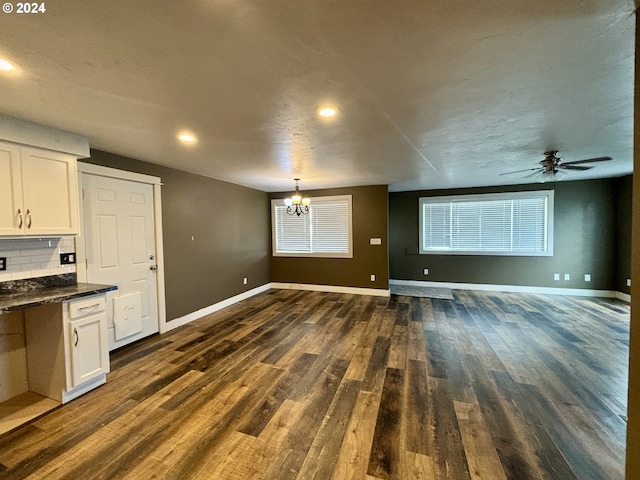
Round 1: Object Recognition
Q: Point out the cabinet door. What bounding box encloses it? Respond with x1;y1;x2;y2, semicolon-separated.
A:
21;146;79;235
0;142;24;235
68;313;109;388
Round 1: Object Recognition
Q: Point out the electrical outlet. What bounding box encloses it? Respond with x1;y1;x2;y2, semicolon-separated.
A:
423;268;429;275
564;274;570;281
370;274;376;282
553;273;560;281
628;279;632;287
243;277;247;285
0;257;6;271
584;274;591;282
60;253;76;265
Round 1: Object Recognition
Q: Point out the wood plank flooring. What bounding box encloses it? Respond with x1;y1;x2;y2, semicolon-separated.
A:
0;289;629;479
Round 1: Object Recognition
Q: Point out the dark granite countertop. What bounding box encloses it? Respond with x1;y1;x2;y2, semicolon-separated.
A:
0;274;117;312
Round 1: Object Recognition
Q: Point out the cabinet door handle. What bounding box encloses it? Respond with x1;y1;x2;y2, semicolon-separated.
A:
17;209;22;228
26;209;32;229
74;328;79;347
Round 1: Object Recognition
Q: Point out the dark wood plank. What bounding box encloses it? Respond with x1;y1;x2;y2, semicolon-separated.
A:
367;367;404;479
238;352;318;437
429;376;472;480
405;359;430;456
283;358;350;455
490;370;579;479
297;379;362;480
462;352;542;479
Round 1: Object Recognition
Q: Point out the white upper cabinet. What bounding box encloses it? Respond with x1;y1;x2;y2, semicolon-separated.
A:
0;140;80;236
0;142;23;235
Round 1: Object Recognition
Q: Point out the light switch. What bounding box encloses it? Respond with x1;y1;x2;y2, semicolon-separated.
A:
370;238;382;245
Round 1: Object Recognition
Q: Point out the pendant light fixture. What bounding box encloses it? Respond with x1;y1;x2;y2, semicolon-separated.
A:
284;178;311;216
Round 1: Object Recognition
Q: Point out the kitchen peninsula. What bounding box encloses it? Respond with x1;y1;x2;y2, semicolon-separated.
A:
0;274;116;435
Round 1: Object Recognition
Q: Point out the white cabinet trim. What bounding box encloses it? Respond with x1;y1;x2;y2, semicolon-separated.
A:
0;114;89;157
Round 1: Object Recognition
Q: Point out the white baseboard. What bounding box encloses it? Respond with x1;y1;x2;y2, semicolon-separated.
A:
62;374;106;403
616;291;631;303
165;282;388;332
165;284;271;331
390;279;625;299
271;282;390;297
164;280;629;333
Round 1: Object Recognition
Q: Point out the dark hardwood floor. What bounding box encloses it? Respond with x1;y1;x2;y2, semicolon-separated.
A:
0;289;629;479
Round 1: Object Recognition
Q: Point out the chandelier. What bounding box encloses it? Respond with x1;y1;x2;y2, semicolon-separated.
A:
284;178;311;216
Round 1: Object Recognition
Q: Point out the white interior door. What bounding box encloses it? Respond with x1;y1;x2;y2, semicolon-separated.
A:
82;174;160;350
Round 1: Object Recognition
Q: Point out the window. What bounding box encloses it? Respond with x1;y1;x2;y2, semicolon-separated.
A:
272;195;353;258
419;190;553;256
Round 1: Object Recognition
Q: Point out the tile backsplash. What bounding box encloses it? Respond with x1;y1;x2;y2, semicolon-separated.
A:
0;237;76;282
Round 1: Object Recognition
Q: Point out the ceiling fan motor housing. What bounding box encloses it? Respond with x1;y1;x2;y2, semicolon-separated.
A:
541;152;561;173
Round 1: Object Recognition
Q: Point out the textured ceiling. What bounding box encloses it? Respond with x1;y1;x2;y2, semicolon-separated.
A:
0;0;635;192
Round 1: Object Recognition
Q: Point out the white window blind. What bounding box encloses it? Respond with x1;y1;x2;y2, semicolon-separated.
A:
272;195;353;258
419;191;553;256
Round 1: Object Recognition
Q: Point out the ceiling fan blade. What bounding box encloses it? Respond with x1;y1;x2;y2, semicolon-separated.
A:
561;156;612;165
558;165;592;171
500;167;541;176
524;170;544;178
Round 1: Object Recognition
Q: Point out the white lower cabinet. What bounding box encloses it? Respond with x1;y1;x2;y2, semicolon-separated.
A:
67;308;109;389
25;293;110;403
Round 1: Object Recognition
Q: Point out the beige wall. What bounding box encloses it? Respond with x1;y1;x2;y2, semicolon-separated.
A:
269;185;389;290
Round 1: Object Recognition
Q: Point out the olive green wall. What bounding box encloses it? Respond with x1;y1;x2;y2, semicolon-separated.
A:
269;185;389;289
84;150;270;321
390;179;622;290
615;175;632;295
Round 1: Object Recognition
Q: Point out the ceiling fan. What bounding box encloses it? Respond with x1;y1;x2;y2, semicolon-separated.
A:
501;151;612;177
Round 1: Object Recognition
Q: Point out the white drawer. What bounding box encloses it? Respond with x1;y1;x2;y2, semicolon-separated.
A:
67;295;106;319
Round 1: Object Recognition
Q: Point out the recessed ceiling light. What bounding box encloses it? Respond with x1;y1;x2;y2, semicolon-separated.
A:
177;133;197;144
0;58;16;72
318;107;337;118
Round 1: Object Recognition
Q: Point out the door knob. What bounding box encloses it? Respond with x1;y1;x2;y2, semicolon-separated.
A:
150;265;157;271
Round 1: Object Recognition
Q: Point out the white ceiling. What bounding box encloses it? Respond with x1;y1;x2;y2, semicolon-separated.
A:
0;0;635;192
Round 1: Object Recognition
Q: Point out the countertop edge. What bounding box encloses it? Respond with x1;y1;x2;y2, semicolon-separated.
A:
0;284;118;313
